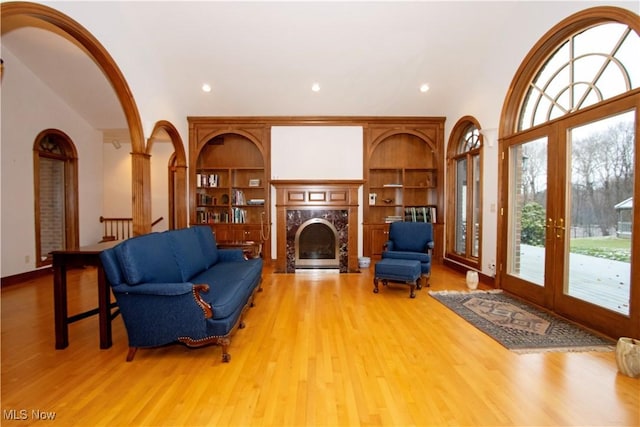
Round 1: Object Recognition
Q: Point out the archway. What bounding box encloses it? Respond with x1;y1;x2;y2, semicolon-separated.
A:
1;1;150;235
147;120;188;229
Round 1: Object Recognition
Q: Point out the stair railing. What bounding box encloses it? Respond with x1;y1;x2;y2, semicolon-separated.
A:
99;216;165;242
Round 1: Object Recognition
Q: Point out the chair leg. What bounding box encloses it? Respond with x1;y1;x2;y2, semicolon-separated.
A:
126;347;138;362
422;274;430;288
220;337;231;363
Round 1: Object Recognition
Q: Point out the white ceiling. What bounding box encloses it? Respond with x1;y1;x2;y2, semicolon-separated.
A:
2;1;638;133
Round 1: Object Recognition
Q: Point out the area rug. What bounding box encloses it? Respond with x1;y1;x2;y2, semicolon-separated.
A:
429;290;615;353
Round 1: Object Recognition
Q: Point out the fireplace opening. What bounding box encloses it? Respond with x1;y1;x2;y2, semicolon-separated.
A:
295;218;340;269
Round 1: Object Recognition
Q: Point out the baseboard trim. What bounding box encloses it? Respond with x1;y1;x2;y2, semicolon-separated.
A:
443;258;495;287
1;267;53;287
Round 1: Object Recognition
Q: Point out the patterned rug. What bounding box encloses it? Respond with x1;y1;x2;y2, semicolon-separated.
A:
429;290;615;353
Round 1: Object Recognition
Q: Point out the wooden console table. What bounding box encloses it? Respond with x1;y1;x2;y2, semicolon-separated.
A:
52;240;120;350
217;240;262;259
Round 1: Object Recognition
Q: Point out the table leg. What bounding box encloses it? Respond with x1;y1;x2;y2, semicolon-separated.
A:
53;258;68;349
97;265;113;349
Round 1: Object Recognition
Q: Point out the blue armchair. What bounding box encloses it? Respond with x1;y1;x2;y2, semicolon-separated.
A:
382;221;434;288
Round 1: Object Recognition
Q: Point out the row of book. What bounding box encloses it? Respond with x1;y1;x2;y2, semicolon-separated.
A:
384;207;437;223
196;173;222;188
197;193;215;206
231;207;248;224
197;193;265;207
232;189;245;205
196;210;229;224
405;206;437;223
196;208;250;224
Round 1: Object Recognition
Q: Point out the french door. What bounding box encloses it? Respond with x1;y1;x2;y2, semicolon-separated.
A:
500;96;639;338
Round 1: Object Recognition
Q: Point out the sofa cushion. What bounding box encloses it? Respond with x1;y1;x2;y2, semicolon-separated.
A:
382;250;430;264
388;222;433;252
100;247;125;286
115;233;182;285
193;225;219;267
167;228;209;281
191;260;261;319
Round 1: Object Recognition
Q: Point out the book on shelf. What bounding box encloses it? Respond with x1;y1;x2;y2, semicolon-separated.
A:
231;207;247;223
404;206;437;223
197;193;216;206
196;210;229;224
231;189;246;205
196;173;220;188
247;199;265;205
384;215;403;223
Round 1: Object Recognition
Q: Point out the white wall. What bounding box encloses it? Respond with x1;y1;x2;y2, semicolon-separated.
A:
102;142;132;218
102;140;174;233
270;126;364;259
150;141;174;232
1;49;103;277
271;126;363;180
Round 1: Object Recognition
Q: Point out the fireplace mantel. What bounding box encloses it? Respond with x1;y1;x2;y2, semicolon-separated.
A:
272;180;363;272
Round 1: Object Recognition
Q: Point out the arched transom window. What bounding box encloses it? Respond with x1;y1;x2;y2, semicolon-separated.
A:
520;21;640;130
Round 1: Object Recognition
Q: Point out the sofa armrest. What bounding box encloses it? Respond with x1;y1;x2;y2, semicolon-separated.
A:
112;282;214;319
192;284;213;319
111;282;195;296
217;248;246;262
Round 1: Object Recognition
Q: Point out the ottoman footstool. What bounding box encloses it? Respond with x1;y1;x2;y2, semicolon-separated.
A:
373;258;422;298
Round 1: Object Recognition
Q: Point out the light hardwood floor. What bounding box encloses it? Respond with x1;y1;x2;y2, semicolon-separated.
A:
1;262;638;426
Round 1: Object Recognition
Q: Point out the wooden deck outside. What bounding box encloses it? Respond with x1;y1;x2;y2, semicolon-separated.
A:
516;244;630;314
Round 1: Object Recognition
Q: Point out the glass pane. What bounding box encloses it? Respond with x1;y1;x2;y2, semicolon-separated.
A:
566;110;634;315
573;23;627;56
39;157;66;260
471;154;480;258
455;158;467;254
519;23;639;131
508;137;548;286
617;31;640;88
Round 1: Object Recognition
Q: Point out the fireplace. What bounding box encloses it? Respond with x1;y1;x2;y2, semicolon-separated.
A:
272;180;363;273
295;218;340;269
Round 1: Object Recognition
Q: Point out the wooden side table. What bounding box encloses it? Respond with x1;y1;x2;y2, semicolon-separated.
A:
51;240;121;349
217;240;262;259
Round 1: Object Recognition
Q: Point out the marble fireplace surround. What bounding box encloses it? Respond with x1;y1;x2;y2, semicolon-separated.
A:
272;180;363;273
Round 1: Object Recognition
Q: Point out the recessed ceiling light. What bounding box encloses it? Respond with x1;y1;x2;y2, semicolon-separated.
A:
202;83;212;93
311;82;321;92
420;84;430;93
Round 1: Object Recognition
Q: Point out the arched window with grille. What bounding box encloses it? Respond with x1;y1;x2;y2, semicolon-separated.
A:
499;6;639;339
446;117;483;270
33;129;79;267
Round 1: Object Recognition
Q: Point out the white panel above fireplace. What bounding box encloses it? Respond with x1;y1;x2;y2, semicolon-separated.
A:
271;126;363;180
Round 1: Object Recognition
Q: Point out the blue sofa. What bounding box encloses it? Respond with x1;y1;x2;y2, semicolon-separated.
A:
100;225;263;362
